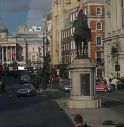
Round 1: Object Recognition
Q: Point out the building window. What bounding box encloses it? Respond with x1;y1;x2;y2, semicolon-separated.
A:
64;32;65;38
62;32;64;39
96;22;102;30
96;51;103;64
96;36;102;46
64;44;66;51
96;7;102;15
33;48;35;51
97;51;101;58
97;69;102;77
61;32;63;39
32;55;35;61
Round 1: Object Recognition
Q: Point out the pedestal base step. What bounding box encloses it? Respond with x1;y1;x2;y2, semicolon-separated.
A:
67;98;101;108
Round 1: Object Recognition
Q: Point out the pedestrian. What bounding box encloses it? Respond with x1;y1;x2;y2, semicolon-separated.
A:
0;76;6;95
73;114;91;127
111;77;118;90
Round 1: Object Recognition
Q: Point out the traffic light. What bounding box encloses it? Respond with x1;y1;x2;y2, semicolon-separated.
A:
115;65;120;71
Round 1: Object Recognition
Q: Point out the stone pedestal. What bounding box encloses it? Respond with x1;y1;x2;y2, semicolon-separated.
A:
67;57;101;108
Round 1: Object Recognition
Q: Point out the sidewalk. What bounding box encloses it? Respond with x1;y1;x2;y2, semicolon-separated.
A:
55;98;124;127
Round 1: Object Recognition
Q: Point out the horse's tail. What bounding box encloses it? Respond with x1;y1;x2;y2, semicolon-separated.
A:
88;28;92;41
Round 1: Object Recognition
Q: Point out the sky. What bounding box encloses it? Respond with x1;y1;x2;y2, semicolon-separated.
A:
0;0;51;33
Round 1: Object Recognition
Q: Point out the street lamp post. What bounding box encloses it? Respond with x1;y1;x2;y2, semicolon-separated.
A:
0;44;1;62
25;39;28;68
116;42;120;78
42;36;51;90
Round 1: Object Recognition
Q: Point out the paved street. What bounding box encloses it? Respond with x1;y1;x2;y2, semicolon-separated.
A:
0;95;73;127
1;75;124;127
56;90;124;127
0;76;73;127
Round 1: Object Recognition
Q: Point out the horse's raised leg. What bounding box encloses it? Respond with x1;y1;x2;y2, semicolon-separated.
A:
76;44;79;56
80;42;82;55
85;43;88;56
83;44;85;55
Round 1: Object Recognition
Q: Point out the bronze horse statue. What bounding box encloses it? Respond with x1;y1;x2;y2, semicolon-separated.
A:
73;9;92;56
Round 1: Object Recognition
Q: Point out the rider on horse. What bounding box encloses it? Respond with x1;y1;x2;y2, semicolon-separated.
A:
73;0;92;56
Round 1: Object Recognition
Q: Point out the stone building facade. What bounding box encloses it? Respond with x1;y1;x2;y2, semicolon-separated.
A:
0;24;43;69
51;0;79;65
87;0;105;76
104;0;124;77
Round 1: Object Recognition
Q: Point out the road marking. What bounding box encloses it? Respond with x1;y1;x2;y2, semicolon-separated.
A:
98;95;121;102
59;90;70;95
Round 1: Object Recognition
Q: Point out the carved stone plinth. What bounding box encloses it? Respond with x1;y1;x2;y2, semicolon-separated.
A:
67;57;101;108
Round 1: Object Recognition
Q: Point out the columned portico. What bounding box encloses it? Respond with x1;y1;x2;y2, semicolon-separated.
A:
0;44;16;64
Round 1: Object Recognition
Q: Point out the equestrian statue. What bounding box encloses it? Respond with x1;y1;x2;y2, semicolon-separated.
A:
73;0;92;57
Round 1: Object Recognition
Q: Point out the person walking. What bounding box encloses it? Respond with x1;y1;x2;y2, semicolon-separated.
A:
111;77;118;90
0;76;6;95
73;114;91;127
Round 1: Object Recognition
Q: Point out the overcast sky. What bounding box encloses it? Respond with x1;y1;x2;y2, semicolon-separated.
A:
0;0;51;33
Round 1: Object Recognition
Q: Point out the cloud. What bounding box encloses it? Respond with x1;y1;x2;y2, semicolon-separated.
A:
26;10;42;27
4;0;28;11
26;0;51;28
4;0;51;12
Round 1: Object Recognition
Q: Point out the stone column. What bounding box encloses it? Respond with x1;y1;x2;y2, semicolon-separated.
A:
117;0;122;29
3;47;6;62
15;46;16;61
2;47;4;61
10;46;12;61
11;46;13;61
6;47;8;62
67;57;101;108
111;0;117;31
11;46;16;61
123;0;124;28
0;46;2;62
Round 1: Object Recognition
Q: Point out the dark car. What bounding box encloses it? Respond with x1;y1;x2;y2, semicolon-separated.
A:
17;84;36;97
59;79;71;92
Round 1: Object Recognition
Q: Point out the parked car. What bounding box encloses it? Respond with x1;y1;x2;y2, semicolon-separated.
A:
17;84;36;97
96;82;114;92
59;79;71;92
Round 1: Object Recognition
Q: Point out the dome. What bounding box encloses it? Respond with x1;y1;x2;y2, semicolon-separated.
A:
0;23;8;33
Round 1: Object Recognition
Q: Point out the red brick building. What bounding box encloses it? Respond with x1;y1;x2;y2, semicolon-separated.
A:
61;0;105;77
87;2;105;76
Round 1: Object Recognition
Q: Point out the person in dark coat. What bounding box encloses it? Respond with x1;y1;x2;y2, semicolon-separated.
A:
73;114;91;127
0;76;6;94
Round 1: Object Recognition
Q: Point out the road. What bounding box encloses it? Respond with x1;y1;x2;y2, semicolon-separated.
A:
97;90;124;118
0;75;73;127
1;74;124;126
